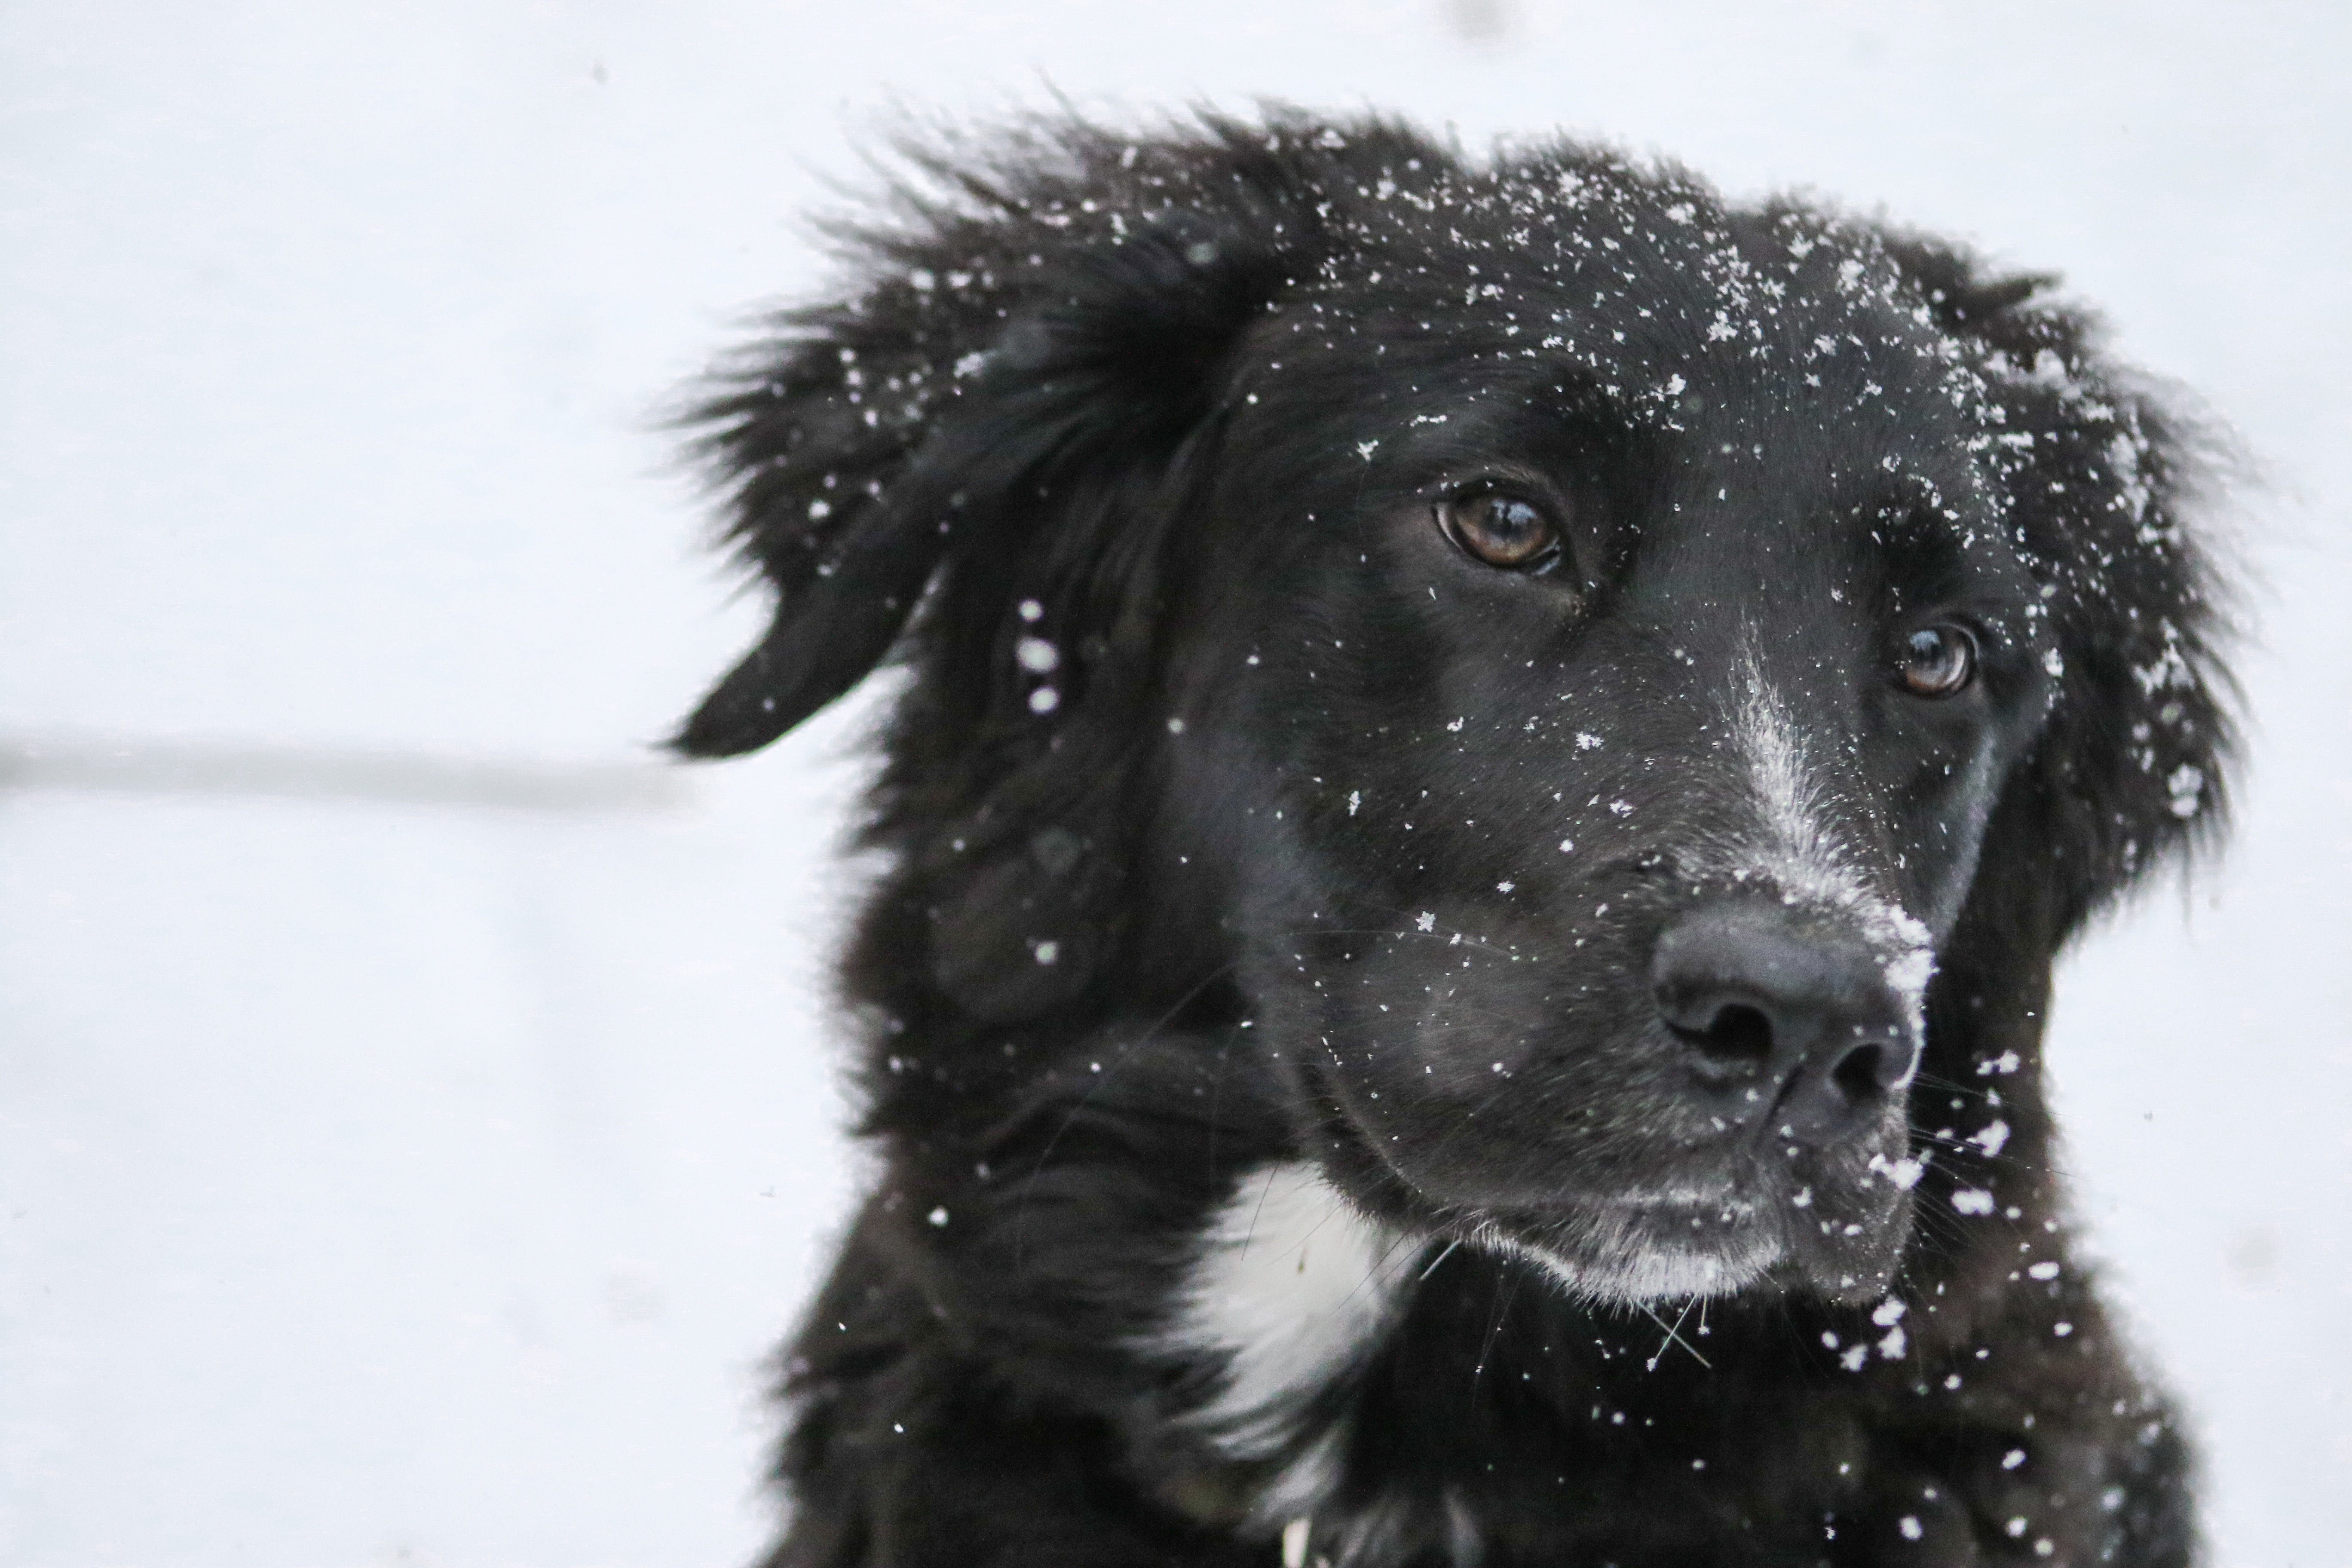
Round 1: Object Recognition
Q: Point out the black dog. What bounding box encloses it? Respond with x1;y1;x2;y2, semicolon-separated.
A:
675;111;2232;1568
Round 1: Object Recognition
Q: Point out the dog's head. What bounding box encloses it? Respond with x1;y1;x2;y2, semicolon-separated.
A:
678;115;2231;1309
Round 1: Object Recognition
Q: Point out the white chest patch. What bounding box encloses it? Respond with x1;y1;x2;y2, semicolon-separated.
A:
1158;1162;1412;1464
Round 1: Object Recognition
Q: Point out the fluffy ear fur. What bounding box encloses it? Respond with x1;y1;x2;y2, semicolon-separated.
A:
671;154;1267;760
673;117;1368;1019
1886;239;2236;944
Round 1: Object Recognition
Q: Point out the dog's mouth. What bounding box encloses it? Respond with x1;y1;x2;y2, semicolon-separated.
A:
1308;1073;1914;1308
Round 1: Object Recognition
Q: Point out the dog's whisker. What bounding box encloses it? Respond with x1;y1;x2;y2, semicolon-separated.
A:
1471;1259;1525;1389
1237;1163;1281;1265
1638;1295;1711;1372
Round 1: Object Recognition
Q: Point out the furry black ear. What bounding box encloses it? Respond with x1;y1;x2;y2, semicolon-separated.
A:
667;257;1013;760
672;121;1306;760
674;116;1359;1017
1891;240;2237;939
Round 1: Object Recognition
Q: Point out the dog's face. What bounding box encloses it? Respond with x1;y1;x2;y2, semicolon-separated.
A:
676;122;2227;1317
1155;216;2062;1305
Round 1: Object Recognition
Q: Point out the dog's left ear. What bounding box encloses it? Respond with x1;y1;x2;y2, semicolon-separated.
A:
673;120;1341;1017
1890;240;2238;941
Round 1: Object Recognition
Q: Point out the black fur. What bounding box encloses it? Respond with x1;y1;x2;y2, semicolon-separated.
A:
676;110;2233;1567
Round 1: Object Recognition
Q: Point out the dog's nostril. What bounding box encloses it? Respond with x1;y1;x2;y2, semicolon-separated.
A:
1684;1002;1774;1069
1831;1040;1890;1104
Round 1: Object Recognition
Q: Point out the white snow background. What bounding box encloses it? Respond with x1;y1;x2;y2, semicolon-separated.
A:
3;2;2346;1564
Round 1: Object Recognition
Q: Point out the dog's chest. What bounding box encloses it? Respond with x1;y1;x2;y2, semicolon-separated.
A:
1154;1163;1414;1520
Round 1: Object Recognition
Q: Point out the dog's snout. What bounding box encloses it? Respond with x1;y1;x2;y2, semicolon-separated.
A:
1651;904;1920;1146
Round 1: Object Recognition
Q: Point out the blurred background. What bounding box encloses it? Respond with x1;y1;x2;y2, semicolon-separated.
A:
3;3;2346;1564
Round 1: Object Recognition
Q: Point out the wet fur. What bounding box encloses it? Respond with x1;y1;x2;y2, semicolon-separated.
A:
676;111;2232;1568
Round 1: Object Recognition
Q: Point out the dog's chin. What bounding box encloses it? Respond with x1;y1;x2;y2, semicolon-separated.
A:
1455;1186;1912;1310
1475;1201;1785;1305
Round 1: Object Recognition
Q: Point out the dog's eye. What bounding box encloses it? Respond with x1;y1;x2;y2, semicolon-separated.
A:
1894;624;1978;698
1435;491;1561;570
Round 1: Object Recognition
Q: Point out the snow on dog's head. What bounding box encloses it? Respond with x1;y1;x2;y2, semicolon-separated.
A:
677;110;2232;1309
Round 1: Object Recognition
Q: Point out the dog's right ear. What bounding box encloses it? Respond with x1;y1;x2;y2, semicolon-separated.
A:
1883;236;2238;938
666;278;989;759
670;124;1313;760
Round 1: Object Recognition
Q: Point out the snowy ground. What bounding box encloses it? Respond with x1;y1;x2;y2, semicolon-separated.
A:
3;3;2346;1565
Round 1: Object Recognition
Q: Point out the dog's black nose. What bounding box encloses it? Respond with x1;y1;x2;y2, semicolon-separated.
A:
1650;903;1920;1147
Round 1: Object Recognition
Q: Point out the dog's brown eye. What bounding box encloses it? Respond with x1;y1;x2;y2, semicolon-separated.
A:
1436;492;1560;570
1895;624;1977;698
